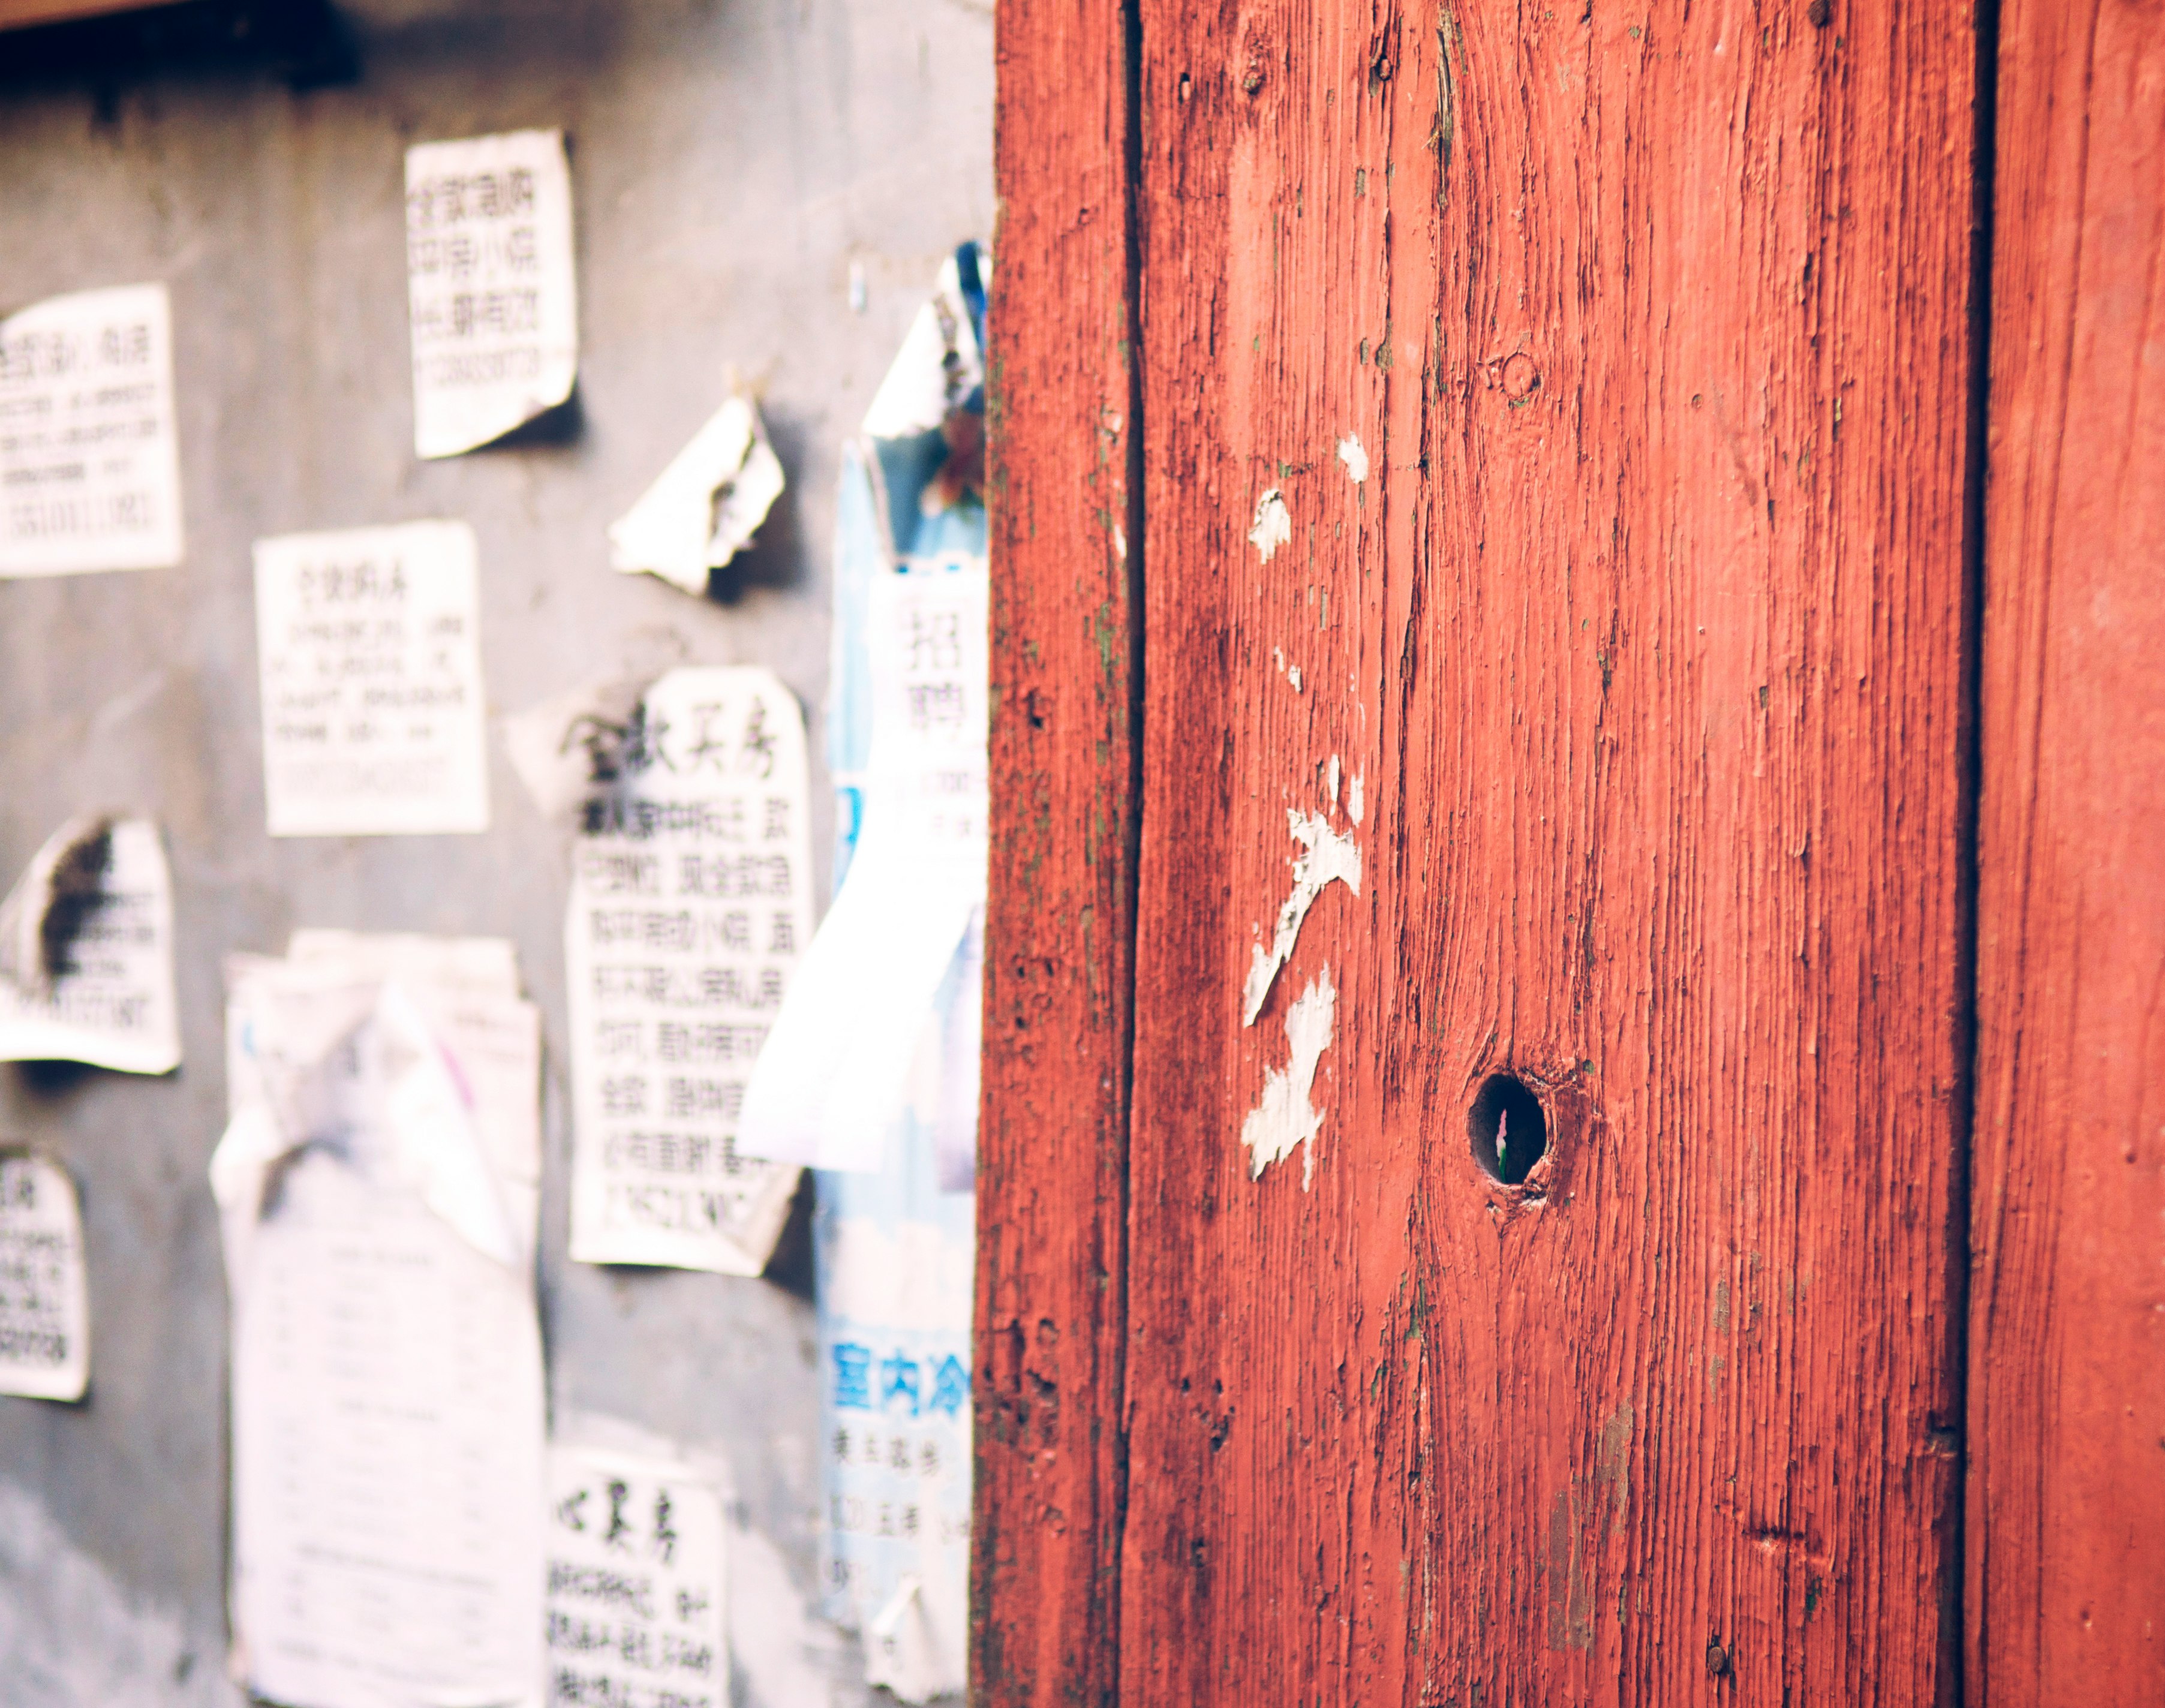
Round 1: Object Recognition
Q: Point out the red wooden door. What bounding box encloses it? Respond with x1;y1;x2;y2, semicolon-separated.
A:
979;5;2163;1706
1969;3;2165;1703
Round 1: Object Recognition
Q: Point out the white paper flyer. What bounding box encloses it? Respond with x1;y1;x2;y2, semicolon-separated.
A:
405;129;578;459
545;1446;728;1708
0;1151;91;1402
0;281;183;577
252;519;491;837
564;666;812;1273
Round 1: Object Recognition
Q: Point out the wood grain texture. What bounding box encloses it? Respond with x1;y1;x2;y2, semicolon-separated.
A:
0;0;185;29
1969;3;2165;1701
1118;7;1975;1705
975;3;1138;1706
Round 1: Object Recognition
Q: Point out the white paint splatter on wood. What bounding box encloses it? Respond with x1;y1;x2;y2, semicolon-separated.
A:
1242;806;1361;1026
1240;967;1337;1187
1327;756;1341;805
1247;489;1291;563
1348;771;1366;825
1336;434;1369;482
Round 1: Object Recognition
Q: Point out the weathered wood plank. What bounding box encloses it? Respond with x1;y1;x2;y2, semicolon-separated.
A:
0;0;185;30
975;2;1139;1706
1118;7;1975;1704
1969;4;2165;1701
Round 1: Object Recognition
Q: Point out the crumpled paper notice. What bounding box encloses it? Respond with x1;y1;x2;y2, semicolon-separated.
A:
608;393;786;595
212;933;545;1708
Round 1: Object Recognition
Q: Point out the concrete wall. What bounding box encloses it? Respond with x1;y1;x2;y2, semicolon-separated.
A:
0;3;991;1701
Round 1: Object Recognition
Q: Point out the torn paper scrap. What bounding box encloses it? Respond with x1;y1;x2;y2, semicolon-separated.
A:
1241;807;1361;1026
1248;488;1291;563
214;940;545;1708
0;816;179;1073
1240;966;1337;1186
856;245;989;569
565;666;813;1273
867;1576;948;1704
738;560;988;1174
609;393;786;595
501;675;651;823
545;1447;727;1708
0;282;182;578
253;519;491;837
1337;434;1369;482
0;1151;90;1402
861;252;985;440
0;814;114;994
405;128;578;459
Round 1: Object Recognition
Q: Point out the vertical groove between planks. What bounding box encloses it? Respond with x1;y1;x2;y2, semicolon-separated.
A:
1948;1;2003;1703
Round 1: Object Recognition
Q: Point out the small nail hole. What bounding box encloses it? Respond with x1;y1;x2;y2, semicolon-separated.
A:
1469;1073;1548;1185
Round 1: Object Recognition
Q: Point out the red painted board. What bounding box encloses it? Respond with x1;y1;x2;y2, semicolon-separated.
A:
1969;2;2165;1701
1117;7;1975;1706
975;2;1139;1706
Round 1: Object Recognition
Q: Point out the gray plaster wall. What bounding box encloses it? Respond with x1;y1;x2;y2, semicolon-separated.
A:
0;3;991;1701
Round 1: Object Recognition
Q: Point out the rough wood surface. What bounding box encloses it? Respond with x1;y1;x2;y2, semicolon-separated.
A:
1969;4;2165;1701
1115;8;1976;1704
975;2;1139;1706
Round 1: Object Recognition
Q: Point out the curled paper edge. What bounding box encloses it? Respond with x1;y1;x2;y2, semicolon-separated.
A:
608;395;785;594
0;814;116;996
864;1574;958;1704
735;849;978;1174
0;816;180;1074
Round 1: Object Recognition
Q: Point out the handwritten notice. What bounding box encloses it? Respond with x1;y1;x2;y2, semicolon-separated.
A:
0;816;181;1074
405;129;578;459
565;666;811;1273
253;520;491;837
0;1153;89;1402
546;1447;727;1708
0;282;182;577
214;939;544;1708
